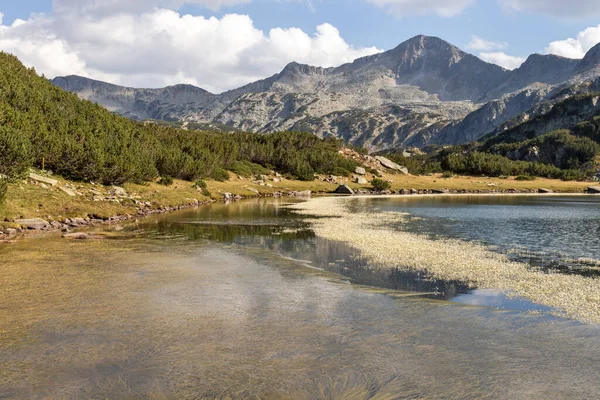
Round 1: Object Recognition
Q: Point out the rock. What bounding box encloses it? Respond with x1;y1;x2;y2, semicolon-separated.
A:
39;183;49;190
258;175;269;181
28;173;58;186
293;190;312;197
538;188;553;193
374;156;409;174
587;186;600;194
5;228;17;238
110;186;127;197
410;188;418;194
334;184;354;195
223;192;233;200
354;176;368;185
432;189;449;194
247;188;260;194
272;178;281;183
355;167;366;175
60;186;77;197
14;218;50;230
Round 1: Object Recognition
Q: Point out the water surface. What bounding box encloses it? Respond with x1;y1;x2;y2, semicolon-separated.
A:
1;197;599;399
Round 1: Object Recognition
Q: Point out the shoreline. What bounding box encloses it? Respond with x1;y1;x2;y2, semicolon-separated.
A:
1;171;597;242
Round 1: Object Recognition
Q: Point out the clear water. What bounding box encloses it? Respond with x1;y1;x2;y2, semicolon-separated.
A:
347;195;600;276
1;196;600;399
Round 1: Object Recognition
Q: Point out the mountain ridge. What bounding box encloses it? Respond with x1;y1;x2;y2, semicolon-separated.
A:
52;34;600;151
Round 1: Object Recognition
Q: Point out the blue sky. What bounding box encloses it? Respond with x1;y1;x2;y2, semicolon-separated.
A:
1;0;599;91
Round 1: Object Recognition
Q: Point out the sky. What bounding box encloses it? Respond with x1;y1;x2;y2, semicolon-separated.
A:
1;0;599;93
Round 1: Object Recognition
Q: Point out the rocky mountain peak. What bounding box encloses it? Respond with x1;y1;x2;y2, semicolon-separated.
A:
575;42;600;75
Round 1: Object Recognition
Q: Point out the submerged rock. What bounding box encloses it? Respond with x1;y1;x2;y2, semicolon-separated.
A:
334;184;354;195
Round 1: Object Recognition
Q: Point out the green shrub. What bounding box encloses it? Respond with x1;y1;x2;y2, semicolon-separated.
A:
331;167;351;177
230;160;270;177
371;178;391;191
158;176;174;186
194;179;211;197
0;125;33;179
0;178;7;206
211;168;230;182
442;171;454;178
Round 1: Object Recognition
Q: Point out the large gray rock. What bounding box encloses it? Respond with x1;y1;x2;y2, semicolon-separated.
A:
14;218;49;230
110;186;128;197
375;156;409;174
355;167;366;175
334;184;354;195
29;173;58;187
60;186;77;197
587;186;600;194
354;176;368;185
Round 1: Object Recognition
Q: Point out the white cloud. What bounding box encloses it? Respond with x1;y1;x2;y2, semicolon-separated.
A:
545;25;600;59
498;0;600;19
0;7;381;92
479;52;526;70
53;0;252;16
466;35;507;51
366;0;475;17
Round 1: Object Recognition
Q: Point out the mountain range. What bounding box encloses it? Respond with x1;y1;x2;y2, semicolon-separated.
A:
52;35;600;152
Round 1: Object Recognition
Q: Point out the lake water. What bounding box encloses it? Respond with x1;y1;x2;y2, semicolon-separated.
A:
1;196;600;399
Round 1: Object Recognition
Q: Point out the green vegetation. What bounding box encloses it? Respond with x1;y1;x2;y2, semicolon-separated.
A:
371;178;391;191
158;176;174;186
0;52;358;192
0;178;7;205
194;179;211;197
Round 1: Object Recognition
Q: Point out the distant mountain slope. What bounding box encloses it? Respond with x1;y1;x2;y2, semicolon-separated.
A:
52;35;600;151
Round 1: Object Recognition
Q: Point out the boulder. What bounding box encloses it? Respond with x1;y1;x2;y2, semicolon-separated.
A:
110;186;127;197
14;218;49;230
28;173;58;187
334;184;354;195
355;167;366;175
432;189;449;194
258;175;269;182
63;232;92;240
587;186;600;194
223;192;233;200
374;156;409;175
354;176;368;185
538;188;553;194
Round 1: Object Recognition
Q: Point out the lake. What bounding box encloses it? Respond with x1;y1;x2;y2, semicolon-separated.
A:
1;195;599;399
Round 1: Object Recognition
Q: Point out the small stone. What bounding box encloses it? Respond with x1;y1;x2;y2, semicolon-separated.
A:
355;167;366;175
538;188;553;194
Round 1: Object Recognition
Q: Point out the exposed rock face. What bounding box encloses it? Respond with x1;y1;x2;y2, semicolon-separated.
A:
375;156;408;174
52;35;600;151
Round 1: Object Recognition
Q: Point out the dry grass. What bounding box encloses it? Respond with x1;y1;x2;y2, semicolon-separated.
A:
291;197;600;324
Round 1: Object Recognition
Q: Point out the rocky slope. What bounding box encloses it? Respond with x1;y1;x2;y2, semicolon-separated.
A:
52;35;600;151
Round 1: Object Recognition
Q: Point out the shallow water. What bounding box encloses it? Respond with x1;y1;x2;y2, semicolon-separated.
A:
1;197;600;399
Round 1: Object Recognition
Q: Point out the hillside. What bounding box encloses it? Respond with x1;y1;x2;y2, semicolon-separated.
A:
53;35;600;151
0;52;359;190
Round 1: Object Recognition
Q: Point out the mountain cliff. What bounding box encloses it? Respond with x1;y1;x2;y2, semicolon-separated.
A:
52;35;600;151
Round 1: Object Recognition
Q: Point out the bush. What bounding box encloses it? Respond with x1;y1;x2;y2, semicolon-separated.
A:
229;160;270;177
371;178;391;191
211;168;230;182
0;178;7;206
442;171;454;178
331;167;351;177
194;179;211;197
158;176;174;186
0;126;33;179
